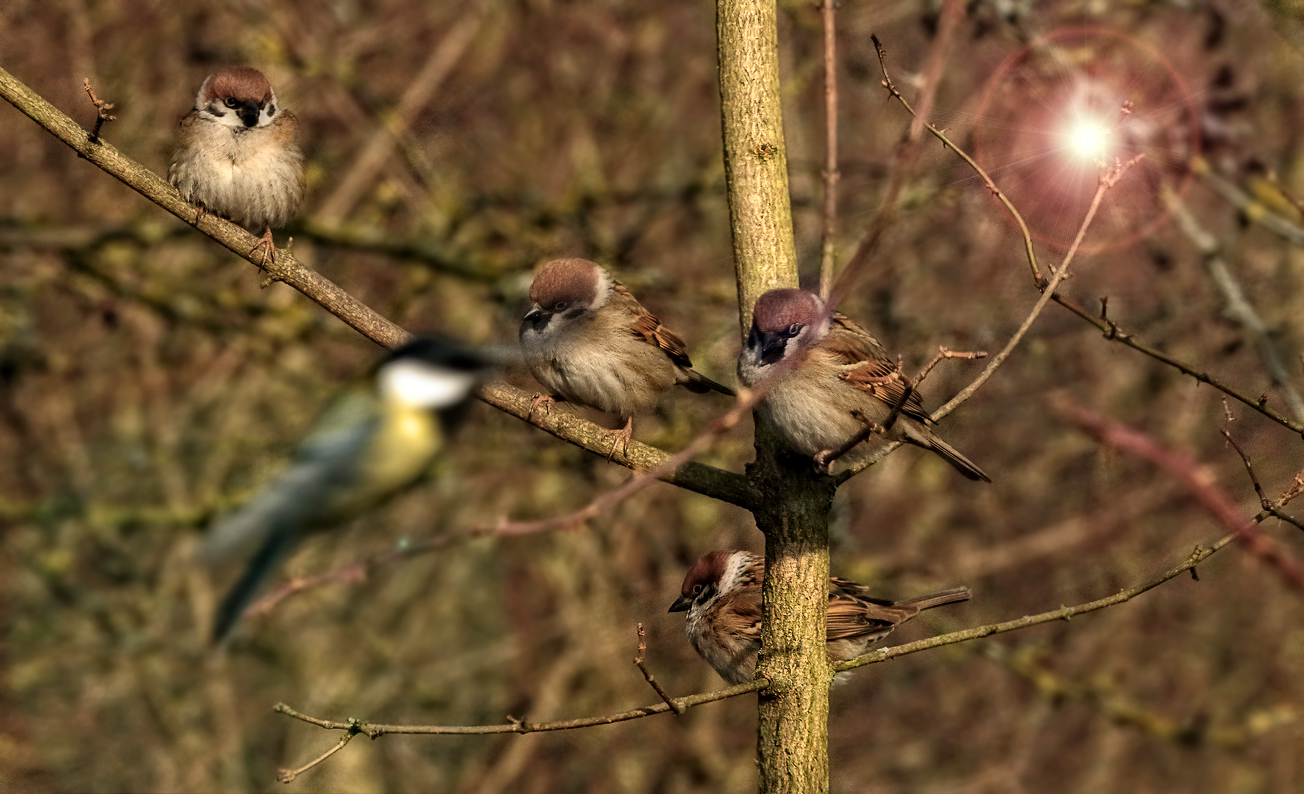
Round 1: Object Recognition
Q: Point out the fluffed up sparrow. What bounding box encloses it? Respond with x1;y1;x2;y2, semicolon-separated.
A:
199;337;495;642
738;288;990;481
169;66;304;268
669;549;971;684
519;258;734;455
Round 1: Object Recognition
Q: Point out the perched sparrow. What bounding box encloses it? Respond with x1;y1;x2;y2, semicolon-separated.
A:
738;288;990;481
519;258;734;455
169;66;304;267
199;337;495;642
669;549;971;684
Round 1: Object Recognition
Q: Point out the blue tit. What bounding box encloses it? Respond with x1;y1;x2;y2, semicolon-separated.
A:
201;337;494;642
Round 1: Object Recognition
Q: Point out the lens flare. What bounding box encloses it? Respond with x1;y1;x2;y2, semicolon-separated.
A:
1068;121;1110;159
973;27;1200;253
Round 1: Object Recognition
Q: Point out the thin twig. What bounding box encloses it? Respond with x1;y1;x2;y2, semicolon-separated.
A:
277;726;360;784
1049;293;1304;435
1191;156;1304;246
1221;422;1304;532
82;78;116;141
931;157;1142;424
817;0;840;299
828;6;962;307
869;32;1042;287
1163;186;1304;422
275;527;1234;751
1059;400;1304;593
633;623;683;714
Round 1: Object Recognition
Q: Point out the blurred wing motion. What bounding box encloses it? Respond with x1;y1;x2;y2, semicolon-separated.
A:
199;337;493;643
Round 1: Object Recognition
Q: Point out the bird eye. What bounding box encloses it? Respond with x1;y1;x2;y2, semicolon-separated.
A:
552;301;567;312
786;323;802;337
691;584;703;596
224;97;239;109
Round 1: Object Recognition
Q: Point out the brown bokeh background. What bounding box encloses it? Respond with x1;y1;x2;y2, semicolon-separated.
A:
3;1;1303;791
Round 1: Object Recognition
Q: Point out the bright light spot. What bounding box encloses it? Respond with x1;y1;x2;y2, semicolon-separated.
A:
1068;121;1110;159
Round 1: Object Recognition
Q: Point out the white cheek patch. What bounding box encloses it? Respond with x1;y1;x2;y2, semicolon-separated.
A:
379;360;479;408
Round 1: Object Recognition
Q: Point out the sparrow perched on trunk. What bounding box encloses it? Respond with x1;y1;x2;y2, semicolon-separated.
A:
738;288;990;481
169;66;304;268
199;337;495;642
669;549;971;684
519;258;734;456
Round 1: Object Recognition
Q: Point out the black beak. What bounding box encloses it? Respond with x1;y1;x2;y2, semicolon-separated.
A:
238;102;261;128
522;305;552;332
758;333;788;366
668;594;692;613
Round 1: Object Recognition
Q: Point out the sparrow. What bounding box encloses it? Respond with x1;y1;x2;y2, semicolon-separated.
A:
738;288;990;481
669;549;971;684
169;66;304;268
199;337;495;642
519;258;734;455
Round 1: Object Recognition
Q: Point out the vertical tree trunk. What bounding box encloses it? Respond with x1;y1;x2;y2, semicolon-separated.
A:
717;2;835;792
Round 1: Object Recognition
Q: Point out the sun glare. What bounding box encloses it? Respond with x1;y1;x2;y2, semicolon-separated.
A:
1068;121;1110;159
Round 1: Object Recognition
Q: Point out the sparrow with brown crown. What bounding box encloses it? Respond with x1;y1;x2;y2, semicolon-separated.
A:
669;549;971;684
519;258;734;457
738;288;990;481
170;66;304;268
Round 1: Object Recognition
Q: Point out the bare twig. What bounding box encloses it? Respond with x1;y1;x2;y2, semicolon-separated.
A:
633;623;683;714
277;726;360;784
1060;400;1304;593
828;5;962;307
274;528;1235;777
817;0;840;299
869;32;1042;287
82;78;116;141
1221;422;1304;532
1049;293;1304;435
1163;187;1304;422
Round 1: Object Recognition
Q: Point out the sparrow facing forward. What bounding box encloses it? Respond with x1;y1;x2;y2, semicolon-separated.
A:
519;258;734;455
738;288;990;481
669;549;971;684
199;338;495;642
169;66;304;267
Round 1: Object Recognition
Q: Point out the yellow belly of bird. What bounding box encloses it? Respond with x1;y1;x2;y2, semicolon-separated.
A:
354;405;442;507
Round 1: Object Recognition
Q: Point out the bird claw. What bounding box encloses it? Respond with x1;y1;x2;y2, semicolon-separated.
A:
250;228;277;271
527;393;556;421
812;449;836;475
602;418;634;460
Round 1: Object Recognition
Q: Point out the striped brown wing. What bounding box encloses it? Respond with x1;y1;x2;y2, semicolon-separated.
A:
826;313;932;425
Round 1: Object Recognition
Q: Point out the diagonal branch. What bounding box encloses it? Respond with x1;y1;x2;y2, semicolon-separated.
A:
0;65;751;508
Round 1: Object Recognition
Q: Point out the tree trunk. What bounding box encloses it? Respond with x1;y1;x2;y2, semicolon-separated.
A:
717;1;834;792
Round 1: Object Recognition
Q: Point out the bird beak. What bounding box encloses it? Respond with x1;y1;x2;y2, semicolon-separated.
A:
238;102;261;127
759;335;788;365
746;324;789;366
668;594;692;613
522;304;551;332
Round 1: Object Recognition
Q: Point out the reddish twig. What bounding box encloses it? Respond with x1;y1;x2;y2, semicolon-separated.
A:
1059;400;1304;593
817;0;840;299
